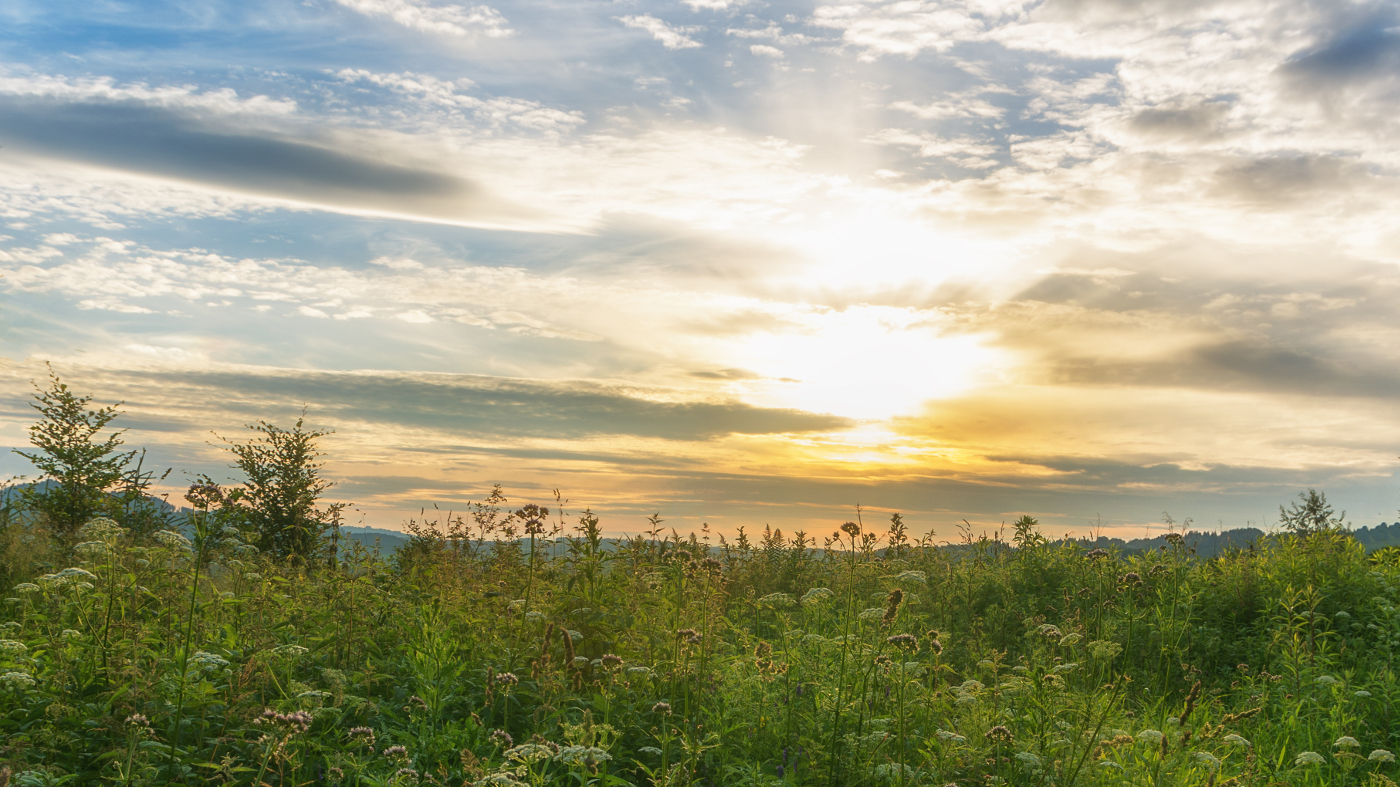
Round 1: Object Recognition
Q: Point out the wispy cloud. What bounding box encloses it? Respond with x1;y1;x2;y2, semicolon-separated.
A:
617;15;704;50
330;0;513;37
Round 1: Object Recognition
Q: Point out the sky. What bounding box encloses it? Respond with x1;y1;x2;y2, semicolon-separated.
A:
2;0;1399;540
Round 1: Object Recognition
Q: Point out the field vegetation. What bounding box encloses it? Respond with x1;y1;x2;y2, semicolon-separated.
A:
2;373;1399;786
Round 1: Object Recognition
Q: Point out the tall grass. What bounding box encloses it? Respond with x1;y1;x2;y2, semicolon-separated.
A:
1;500;1397;787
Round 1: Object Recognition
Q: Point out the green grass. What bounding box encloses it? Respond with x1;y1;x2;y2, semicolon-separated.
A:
2;505;1399;787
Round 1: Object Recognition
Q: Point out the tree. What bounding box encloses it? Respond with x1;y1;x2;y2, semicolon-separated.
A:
218;416;343;562
1278;488;1347;536
15;368;138;550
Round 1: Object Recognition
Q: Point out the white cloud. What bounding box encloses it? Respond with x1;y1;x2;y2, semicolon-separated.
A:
683;0;746;9
867;129;1000;168
395;309;435;323
299;305;330;318
750;44;784;58
618;15;704;50
331;0;513;37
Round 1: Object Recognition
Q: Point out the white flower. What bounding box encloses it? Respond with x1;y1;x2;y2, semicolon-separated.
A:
1052;662;1080;674
1098;761;1124;770
1315;675;1341;686
190;651;231;670
244;573;262;581
271;644;308;657
12;584;39;594
1136;730;1164;744
758;592;796;608
1355;690;1373;698
505;743;555;763
858;607;885;620
0;640;26;654
638;746;663;756
1059;633;1083;647
800;587;835;605
0;671;36;689
553;745;611;766
935;730;966;743
1193;751;1221;770
525;611;544;622
625;667;653;678
507;599;526;611
78;517;126;542
1223;734;1251;747
959;680;984;691
1370;750;1396;763
1294;751;1326;765
60;630;80;639
1335;736;1360;749
894;570;927;586
74;541;111;559
154;530;193;551
573;656;590;668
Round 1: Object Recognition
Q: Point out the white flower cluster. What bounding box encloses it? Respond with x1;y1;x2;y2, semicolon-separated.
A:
78;517;127;543
894;570;927;586
74;541;112;559
0;640;27;654
1294;751;1325;765
154;530;193;551
504;743;555;763
758;592;796;608
189;651;231;671
552;745;611;767
800;587;834;605
36;568;99;590
0;671;36;689
935;729;967;743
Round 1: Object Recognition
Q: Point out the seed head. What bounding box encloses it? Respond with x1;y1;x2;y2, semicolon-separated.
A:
985;726;1014;745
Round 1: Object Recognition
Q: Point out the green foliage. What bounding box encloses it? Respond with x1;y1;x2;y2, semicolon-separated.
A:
12;368;170;551
1280;488;1348;536
217;416;343;563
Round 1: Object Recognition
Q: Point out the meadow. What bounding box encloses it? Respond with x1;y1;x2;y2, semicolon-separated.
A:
1;376;1399;786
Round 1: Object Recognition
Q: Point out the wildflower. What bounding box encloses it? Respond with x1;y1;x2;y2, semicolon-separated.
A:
554;745;612;768
505;743;554;763
800;587;834;605
497;672;519;687
600;654;624;669
638;746;663;756
840;522;861;537
882;588;904;624
1119;573;1143;587
859;607;886;621
1223;734;1250;747
894;570;927;586
1015;752;1042;769
1059;633;1083;647
13;583;39;594
985;726;1014;744
348;727;377;746
0;640;26;654
0;671;35;689
125;713;151;729
154;530;193;551
271;644;309;657
1315;675;1341;686
935;730;967;743
1136;730;1164;744
1037;624;1062;639
652;701;672;715
382;745;409;760
1294;751;1325;765
1086;549;1109;560
1335;736;1360;749
927;638;943;655
1369;750;1396;763
759;593;796;608
74;541;110;559
490;729;514;748
1355;690;1373;698
394;768;418;780
189;651;231;671
1193;751;1221;770
886;633;918;651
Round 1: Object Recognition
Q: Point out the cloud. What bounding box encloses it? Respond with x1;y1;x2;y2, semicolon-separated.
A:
0;94;549;228
618;15;704;50
330;0;513;37
750;44;784;58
